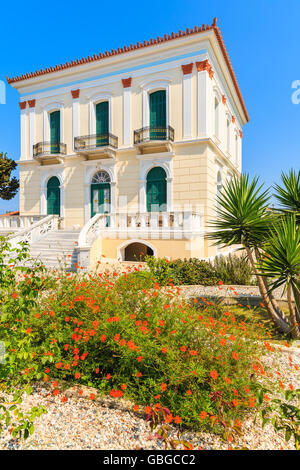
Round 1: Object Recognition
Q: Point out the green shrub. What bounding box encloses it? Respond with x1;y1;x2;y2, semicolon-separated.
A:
145;256;220;286
168;258;221;286
212;254;254;286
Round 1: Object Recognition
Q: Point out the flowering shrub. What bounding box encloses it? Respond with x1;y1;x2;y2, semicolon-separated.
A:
1;239;298;448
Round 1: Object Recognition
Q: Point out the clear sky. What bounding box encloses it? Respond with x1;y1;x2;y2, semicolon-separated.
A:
0;0;299;214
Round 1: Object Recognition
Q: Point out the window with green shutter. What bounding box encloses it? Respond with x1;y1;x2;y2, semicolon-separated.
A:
146;167;167;212
47;176;60;215
50;111;60;154
96;101;109;146
149;90;166;140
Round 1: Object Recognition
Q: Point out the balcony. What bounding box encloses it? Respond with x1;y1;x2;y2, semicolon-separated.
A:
74;133;118;160
134;126;174;153
33;142;66;164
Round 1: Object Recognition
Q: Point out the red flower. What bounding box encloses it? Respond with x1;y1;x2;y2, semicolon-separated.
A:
55;362;62;369
26;328;32;334
61;396;68;403
75;372;81;379
174;416;181;424
200;411;207;420
90;393;96;400
161;383;167;392
210;370;218;380
161;347;167;354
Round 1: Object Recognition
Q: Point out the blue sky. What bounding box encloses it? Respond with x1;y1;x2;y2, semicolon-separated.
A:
0;0;299;213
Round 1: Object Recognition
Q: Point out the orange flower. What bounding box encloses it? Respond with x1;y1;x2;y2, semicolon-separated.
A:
232;351;239;361
61;396;68;403
75;372;81;379
174;416;181;424
133;405;139;412
55;362;62;369
289;383;294;391
145;406;152;414
26;328;32;334
186;389;192;396
189;350;197;356
210;370;218;380
53;389;60;396
121;384;127;390
165;414;173;423
161;383;167;392
161;347;167;354
200;411;207;420
90;393;96;400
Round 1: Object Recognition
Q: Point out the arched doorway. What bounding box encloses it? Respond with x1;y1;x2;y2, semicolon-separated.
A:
47;176;60;215
124;242;154;262
91;171;111;217
146;167;167;212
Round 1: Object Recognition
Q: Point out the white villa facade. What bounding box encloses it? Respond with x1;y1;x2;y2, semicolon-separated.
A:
5;18;249;269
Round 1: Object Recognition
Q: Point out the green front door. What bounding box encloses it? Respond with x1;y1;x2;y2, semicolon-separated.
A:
96;101;109;147
149;90;166;140
91;183;111;218
146;167;167;212
47;176;60;215
50;111;60;154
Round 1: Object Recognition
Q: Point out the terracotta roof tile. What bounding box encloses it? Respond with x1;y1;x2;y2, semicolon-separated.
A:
6;18;249;122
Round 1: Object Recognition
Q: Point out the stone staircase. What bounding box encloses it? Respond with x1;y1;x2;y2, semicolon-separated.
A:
28;229;80;270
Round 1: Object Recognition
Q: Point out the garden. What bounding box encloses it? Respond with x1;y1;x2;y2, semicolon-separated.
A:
0;170;299;450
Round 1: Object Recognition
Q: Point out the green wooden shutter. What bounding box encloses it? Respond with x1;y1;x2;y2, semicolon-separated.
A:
146;167;167;212
149;90;166;140
50;111;60;154
96;101;109;146
47;176;60;215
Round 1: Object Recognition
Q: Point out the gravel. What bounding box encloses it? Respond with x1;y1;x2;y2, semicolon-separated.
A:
0;344;299;451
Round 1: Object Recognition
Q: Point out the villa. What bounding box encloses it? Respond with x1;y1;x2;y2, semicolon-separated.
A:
4;18;248;269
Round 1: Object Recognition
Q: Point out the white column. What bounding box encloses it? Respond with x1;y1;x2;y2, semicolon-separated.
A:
196;61;213;138
122;78;132;147
71;90;80;149
20;102;27;160
182;64;193;139
28;100;35;159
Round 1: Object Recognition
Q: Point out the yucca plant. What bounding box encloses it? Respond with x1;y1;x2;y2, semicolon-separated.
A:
207;174;291;334
274;170;300;225
258;215;300;337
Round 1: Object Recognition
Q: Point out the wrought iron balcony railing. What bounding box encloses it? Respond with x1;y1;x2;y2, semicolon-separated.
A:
74;133;118;152
33;142;66;158
134;126;175;145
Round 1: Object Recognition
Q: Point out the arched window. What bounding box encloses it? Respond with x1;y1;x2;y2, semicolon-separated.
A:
214;97;219;138
235;134;239;165
47;176;60;215
50;111;60;154
91;171;111;217
149;90;166;140
91;171;111;184
95;101;109;146
146;167;167;212
216;171;222;210
226;117;230;153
